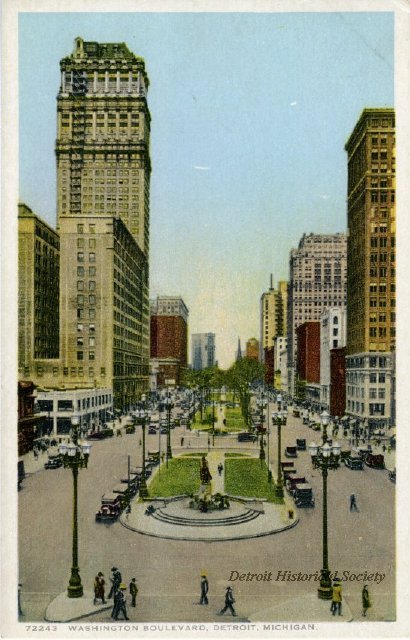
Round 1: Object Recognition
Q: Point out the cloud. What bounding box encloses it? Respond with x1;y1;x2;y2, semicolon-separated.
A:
290;101;297;106
320;194;330;200
194;165;210;171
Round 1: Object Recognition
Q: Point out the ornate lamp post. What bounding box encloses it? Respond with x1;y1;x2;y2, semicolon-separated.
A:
136;394;148;498
164;393;173;466
257;392;267;460
308;439;341;600
272;393;287;498
320;410;330;445
212;397;216;446
58;416;91;598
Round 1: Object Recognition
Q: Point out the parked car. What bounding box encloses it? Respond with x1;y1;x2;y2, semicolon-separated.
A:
148;426;157;434
388;468;396;483
286;476;307;495
293;409;301;418
101;428;114;438
294;484;315;507
125;425;136;434
44;456;63;469
344;455;364;470
285;446;298;458
95;493;122;522
296;439;306;451
237;431;257;442
88;431;106;440
112;483;132;508
365;453;385;469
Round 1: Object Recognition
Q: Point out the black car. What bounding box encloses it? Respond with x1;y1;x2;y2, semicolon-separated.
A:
237;431;257;442
44;458;63;470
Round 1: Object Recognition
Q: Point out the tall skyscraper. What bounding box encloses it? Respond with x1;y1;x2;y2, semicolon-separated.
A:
191;333;216;370
150;296;189;387
56;37;151;256
37;38;152;409
260;276;288;357
18;203;60;378
345;108;395;430
245;338;260;361
287;233;347;394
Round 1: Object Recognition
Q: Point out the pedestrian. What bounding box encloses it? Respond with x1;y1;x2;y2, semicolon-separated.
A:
129;578;138;607
18;583;23;616
199;573;209;605
330;580;342;616
362;585;371;617
112;584;129;620
218;463;223;476
219;586;237;616
108;566;122;599
181;436;184;447
93;572;106;605
350;494;358;511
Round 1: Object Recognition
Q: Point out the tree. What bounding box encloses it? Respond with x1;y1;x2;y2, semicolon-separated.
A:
225;358;265;428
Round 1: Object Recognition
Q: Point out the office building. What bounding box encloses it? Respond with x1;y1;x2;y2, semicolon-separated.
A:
150;296;189;387
18;203;60;378
260;276;287;358
320;308;347;410
287;233;347;394
345;108;396;430
191;333;216;370
296;322;321;407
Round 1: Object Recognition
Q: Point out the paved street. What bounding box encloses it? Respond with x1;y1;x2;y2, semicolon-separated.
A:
18;409;395;623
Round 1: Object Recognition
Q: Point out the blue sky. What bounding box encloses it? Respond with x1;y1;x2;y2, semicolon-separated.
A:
19;12;394;368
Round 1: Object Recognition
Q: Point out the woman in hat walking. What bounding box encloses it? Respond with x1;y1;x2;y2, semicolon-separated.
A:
112;584;129;620
93;572;106;605
331;580;342;616
219;586;237;616
362;585;371;617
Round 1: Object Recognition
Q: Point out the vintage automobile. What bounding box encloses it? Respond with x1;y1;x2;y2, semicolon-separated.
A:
125;425;136;434
294;484;315;507
95;493;122;522
344;455;364;470
388;468;396;483
88;431;106;440
112;483;132;508
120;473;140;495
296;439;306;451
340;449;351;463
285;446;298;458
148;450;160;465
101;428;114;438
44;456;63;470
293;409;301;418
286;476;307;495
148;426;157;434
237;431;257;442
365;453;385;469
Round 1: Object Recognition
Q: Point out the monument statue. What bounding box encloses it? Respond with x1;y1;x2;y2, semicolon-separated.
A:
200;456;212;485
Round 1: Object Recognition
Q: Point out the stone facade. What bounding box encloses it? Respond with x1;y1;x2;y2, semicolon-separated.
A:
320;307;346;410
345;108;395;429
191;333;216;370
150;296;189;386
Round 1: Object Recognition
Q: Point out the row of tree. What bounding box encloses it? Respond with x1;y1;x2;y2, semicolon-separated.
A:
181;358;266;428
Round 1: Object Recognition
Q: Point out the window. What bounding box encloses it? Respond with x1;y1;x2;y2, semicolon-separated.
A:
89;267;96;276
89;252;96;262
77;280;84;291
89;224;95;233
77;224;84;233
89;295;96;305
77;323;83;332
77;238;85;248
77;295;84;306
89;280;96;291
333;340;338;348
369;373;377;383
89;238;96;248
89;337;95;347
77;337;84;346
333;316;338;325
89;323;95;333
77;267;84;277
77;351;84;360
333;328;338;336
89;309;96;319
89;351;95;361
369;388;377;399
77;252;84;262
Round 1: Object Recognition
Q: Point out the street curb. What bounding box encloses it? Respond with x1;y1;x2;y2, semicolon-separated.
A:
119;510;299;542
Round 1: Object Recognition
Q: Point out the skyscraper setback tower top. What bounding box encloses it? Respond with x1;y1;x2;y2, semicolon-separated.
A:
56;37;151;256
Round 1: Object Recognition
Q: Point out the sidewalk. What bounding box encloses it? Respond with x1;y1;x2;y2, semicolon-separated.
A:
207;450;225;494
249;594;353;622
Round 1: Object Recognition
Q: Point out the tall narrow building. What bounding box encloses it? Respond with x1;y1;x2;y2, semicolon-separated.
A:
287;233;347;395
191;333;216;371
150;296;189;387
56;37;151;255
345;108;395;431
52;38;150;408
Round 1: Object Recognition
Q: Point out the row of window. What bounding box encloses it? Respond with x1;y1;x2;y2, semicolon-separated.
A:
346;400;386;415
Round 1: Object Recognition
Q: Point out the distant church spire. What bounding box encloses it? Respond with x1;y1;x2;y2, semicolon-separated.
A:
236;337;242;362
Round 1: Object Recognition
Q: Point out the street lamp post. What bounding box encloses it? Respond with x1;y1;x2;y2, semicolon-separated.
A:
257;392;267;461
165;393;173;466
58;416;91;598
212;397;216;447
136;394;148;498
308;439;341;600
272;394;287;498
320;410;330;445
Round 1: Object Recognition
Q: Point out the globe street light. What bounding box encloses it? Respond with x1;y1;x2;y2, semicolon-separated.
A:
320;410;330;445
136;394;148;498
257;392;267;461
164;393;173;466
272;396;287;498
308;439;341;600
58;416;91;598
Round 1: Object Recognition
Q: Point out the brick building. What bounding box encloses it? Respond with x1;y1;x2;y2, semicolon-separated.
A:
296;322;321;406
330;347;346;418
150;296;188;387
